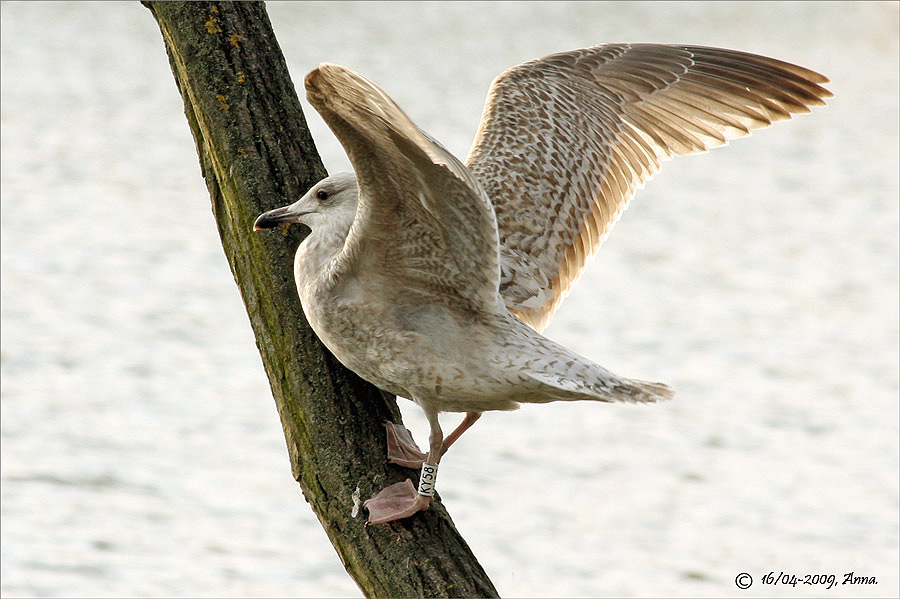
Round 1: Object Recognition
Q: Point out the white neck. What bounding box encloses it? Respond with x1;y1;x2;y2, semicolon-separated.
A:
293;215;353;295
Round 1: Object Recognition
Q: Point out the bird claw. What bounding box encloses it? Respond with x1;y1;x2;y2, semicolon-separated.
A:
364;479;433;524
384;422;426;468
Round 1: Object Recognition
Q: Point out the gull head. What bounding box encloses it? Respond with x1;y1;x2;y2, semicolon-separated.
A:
253;172;358;232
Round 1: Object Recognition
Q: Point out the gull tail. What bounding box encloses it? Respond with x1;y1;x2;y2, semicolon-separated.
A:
522;369;674;405
609;377;675;404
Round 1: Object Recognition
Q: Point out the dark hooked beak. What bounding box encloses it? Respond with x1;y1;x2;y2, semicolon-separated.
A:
253;206;293;231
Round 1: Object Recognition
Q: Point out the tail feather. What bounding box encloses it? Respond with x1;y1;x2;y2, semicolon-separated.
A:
521;369;674;404
616;378;675;403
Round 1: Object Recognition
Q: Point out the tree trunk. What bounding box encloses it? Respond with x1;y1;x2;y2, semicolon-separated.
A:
143;2;499;597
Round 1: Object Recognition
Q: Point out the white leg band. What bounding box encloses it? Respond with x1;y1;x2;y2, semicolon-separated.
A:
417;463;438;497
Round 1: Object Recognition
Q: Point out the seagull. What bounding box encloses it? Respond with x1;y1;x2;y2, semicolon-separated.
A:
254;44;831;524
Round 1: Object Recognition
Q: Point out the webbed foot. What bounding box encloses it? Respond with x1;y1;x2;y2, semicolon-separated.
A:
364;479;433;524
384;422;426;468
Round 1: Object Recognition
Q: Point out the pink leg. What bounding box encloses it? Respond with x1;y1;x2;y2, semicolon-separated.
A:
384;411;482;466
366;409;448;524
440;412;481;457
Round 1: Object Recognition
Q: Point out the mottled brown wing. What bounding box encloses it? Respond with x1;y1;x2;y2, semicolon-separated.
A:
465;44;832;331
306;64;502;311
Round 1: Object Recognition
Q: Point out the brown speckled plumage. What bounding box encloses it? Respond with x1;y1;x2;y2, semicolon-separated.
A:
465;44;831;330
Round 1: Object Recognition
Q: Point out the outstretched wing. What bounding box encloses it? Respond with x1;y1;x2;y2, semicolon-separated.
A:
465;44;832;331
305;64;502;312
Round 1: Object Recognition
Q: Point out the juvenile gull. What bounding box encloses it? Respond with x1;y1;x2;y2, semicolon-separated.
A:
254;44;831;524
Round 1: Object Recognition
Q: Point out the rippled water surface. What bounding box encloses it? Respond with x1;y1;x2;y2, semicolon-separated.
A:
2;2;898;597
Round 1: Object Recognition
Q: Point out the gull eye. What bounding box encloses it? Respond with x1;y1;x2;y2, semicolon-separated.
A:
316;189;329;201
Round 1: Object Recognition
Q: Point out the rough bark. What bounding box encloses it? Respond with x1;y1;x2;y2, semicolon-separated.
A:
143;2;499;597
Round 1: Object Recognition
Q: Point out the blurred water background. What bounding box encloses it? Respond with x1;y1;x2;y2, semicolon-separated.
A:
2;1;898;597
